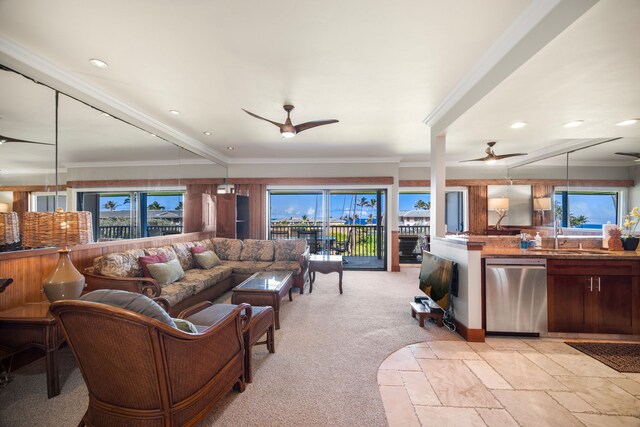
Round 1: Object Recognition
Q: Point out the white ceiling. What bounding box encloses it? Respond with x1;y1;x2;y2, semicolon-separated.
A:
0;0;638;170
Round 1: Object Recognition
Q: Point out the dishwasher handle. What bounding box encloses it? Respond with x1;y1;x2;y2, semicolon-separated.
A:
486;265;547;270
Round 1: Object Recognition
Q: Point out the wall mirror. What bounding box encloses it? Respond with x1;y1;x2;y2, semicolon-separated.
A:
486;184;532;229
0;65;227;251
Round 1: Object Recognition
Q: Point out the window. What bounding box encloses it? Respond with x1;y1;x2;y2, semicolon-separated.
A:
398;190;465;233
32;193;66;212
554;190;618;229
78;190;184;240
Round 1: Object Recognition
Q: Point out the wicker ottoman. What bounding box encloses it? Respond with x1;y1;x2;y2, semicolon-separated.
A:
182;303;275;383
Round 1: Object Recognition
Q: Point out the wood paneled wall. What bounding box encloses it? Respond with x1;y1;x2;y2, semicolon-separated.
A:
468;186;488;234
184;184;217;233
0;232;215;312
532;184;554;227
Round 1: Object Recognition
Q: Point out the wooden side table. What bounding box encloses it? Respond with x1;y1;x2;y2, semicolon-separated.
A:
410;302;443;328
309;254;344;294
0;301;65;398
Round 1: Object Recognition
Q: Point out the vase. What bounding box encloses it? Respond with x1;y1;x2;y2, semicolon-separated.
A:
621;237;639;251
43;249;86;302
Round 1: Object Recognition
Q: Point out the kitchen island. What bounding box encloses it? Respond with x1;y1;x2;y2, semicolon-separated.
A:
481;246;640;336
427;235;640;342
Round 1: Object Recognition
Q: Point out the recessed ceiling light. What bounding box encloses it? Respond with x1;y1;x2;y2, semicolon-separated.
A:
616;119;638;126
510;121;527;129
89;58;108;69
169;110;181;115
227;146;234;150
562;120;584;128
203;131;212;136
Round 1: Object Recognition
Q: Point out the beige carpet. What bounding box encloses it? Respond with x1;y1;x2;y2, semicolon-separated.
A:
0;268;458;426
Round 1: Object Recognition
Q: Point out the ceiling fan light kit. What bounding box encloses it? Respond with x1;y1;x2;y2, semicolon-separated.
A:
242;104;338;139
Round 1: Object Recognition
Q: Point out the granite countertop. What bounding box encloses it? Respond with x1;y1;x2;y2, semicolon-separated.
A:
481;247;640;260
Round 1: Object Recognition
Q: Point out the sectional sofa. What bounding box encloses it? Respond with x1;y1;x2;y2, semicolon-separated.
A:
84;237;310;316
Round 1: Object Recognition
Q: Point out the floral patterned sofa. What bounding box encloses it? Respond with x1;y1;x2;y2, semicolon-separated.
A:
84;237;310;316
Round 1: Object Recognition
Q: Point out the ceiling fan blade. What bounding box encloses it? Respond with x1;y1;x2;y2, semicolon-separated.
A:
459;157;490;163
494;153;527;160
241;109;284;129
294;119;339;134
0;134;54;146
615;152;640;159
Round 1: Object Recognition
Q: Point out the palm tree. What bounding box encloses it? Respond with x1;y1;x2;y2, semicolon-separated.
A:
103;200;119;211
357;196;370;224
175;201;183;210
148;201;165;210
414;199;429;210
570;214;588;227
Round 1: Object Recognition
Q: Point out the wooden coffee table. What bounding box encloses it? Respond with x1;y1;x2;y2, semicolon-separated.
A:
231;271;293;329
309;254;343;294
0;301;65;398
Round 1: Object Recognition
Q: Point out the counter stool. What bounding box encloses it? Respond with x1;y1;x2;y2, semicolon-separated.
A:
180;302;275;383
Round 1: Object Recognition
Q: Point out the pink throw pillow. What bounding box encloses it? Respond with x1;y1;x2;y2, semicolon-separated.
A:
139;254;168;278
191;246;207;254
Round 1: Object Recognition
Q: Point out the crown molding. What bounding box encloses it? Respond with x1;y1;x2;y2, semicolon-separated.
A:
225;156;402;165
62;158;217;169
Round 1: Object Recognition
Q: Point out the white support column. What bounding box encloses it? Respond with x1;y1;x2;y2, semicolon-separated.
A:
430;132;446;238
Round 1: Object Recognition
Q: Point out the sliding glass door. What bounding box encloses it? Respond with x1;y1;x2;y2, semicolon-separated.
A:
268;189;386;270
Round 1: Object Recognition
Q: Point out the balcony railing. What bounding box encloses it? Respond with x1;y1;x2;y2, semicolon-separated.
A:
269;224;429;257
98;225;184;240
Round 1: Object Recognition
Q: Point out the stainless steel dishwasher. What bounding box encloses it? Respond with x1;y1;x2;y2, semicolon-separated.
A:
485;258;547;335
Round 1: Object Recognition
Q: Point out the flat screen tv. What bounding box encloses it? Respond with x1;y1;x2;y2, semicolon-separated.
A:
419;251;458;310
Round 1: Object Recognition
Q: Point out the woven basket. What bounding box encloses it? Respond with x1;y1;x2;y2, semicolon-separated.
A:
22;211;93;248
0;212;20;245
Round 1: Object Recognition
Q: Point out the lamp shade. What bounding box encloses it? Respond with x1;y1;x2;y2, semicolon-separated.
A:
488;197;509;210
0;203;9;213
22;209;93;248
533;197;552;210
0;212;20;245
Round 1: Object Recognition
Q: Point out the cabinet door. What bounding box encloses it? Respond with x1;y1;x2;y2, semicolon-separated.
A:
587;275;633;334
216;194;236;238
548;275;587;333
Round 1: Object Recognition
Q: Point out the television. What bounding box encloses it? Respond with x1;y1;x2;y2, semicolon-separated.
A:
418;251;458;310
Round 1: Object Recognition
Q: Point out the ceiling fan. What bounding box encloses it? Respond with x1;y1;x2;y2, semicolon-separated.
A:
615;152;640;161
0;134;54;146
241;104;338;138
460;141;527;164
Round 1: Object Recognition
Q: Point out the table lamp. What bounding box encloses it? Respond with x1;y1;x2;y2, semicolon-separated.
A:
22;208;93;302
488;197;509;230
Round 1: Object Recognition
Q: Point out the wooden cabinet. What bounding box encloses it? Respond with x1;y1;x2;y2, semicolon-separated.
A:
216;194;249;239
547;259;639;334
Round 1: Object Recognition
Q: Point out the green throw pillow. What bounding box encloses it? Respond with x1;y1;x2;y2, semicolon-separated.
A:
194;250;221;269
147;258;185;286
173;318;199;333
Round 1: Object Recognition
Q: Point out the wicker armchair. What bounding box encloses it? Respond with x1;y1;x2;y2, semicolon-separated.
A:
50;299;249;427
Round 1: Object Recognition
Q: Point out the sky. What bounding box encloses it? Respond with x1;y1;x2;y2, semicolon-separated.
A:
270;193;385;222
100;194;183;211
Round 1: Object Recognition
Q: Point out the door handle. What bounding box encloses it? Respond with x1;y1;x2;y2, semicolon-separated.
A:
589;277;593;292
597;276;601;292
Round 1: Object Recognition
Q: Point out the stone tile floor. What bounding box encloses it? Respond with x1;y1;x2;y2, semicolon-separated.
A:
378;336;640;427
